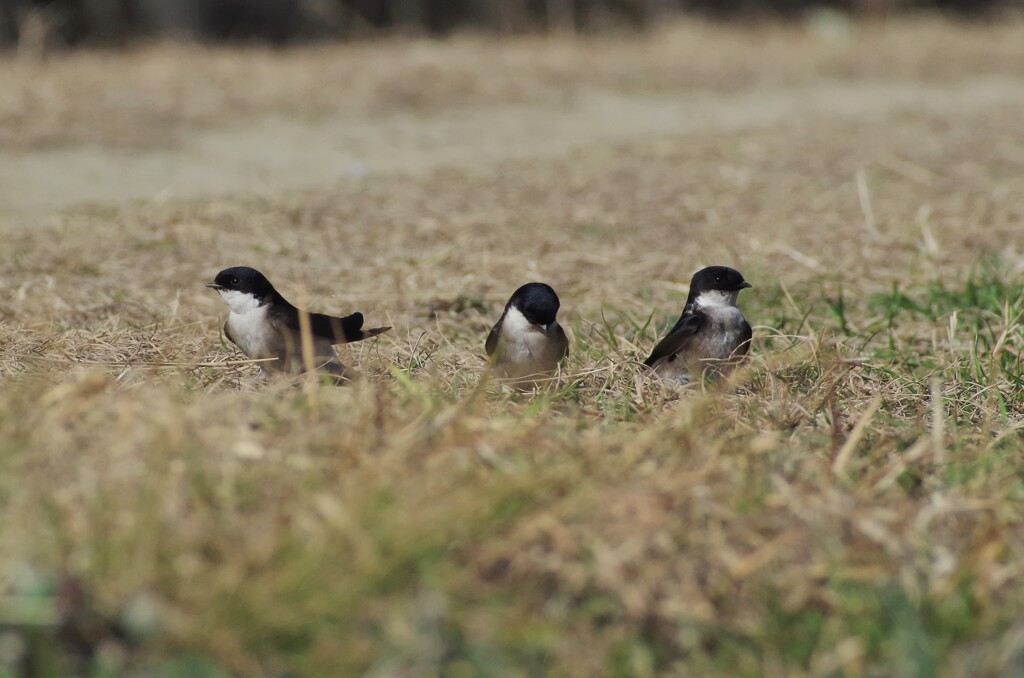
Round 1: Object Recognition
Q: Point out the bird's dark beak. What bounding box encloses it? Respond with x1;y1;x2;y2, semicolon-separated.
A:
206;282;223;290
739;282;753;290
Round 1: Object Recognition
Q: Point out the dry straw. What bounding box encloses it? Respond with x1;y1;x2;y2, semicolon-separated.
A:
1;17;1023;677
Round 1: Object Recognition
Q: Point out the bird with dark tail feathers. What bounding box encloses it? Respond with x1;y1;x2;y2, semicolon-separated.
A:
208;266;389;382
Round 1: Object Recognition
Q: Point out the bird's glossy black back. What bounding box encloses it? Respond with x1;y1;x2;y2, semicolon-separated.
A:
509;282;561;327
213;266;276;299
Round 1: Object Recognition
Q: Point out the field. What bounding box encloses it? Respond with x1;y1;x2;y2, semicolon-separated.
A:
2;18;1024;677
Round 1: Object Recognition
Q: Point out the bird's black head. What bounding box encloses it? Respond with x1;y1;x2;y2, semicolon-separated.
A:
207;266;275;300
689;266;751;295
509;282;561;328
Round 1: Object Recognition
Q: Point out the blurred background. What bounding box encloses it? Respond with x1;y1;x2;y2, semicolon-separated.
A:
1;0;1021;49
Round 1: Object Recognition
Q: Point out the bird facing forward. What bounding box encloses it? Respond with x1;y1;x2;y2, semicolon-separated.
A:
485;282;569;390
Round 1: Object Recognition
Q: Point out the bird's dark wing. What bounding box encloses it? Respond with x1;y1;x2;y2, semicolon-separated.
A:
643;311;706;367
552;325;570;361
735;320;753;358
223;321;235;346
271;303;390;345
484;319;502;357
484;300;514;359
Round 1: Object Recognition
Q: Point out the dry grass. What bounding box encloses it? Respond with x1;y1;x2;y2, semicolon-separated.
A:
2;17;1024;678
2;18;1024;150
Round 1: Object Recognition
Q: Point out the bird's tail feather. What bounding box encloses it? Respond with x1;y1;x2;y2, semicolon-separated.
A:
316;312;391;344
359;326;391;340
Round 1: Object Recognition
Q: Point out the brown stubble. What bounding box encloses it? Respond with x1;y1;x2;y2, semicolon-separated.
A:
0;17;1023;676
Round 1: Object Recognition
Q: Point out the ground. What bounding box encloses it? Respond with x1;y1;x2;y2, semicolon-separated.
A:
1;18;1023;678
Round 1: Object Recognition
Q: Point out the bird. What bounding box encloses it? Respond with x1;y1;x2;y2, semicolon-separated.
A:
207;266;389;381
485;282;569;390
644;266;752;385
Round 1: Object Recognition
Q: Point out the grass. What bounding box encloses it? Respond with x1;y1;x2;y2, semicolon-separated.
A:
2;17;1024;678
3;260;1023;678
3;18;1024;151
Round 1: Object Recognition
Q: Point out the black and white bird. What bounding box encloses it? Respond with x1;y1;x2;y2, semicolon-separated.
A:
644;266;752;385
485;282;569;389
207;266;389;380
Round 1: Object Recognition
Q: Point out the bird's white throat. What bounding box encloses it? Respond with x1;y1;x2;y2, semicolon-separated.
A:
218;289;262;314
694;289;740;309
503;305;547;336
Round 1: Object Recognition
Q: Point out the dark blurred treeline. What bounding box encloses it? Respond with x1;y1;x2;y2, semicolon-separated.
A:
0;0;1015;48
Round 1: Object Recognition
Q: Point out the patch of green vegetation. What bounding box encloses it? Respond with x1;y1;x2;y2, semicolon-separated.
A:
866;262;1024;418
827;580;996;677
870;262;1024;322
760;600;827;667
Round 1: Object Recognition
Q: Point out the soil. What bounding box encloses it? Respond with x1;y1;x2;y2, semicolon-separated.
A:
3;75;1023;220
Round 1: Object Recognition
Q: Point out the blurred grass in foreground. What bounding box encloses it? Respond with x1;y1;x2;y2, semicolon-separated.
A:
1;262;1023;677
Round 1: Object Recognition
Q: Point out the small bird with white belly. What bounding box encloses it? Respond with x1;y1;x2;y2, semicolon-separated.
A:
485;282;570;390
644;266;752;385
207;266;389;381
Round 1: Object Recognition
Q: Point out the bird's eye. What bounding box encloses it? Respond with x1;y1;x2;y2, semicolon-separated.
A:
231;277;240;286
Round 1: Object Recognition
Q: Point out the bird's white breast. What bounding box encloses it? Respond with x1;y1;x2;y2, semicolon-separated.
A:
219;291;274;359
500;307;547;359
494;306;561;380
696;296;747;360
